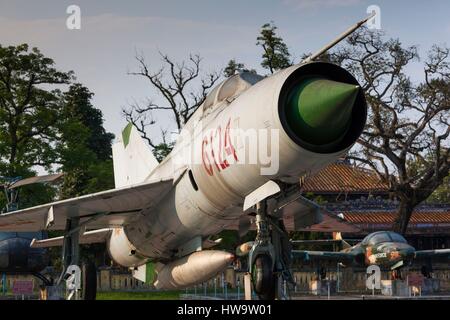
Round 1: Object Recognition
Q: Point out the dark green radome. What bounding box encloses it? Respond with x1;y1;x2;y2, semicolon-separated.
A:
285;77;360;145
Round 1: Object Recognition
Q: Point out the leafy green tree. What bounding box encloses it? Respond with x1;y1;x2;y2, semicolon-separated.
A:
257;22;292;73
0;44;73;208
57;83;114;199
427;175;449;203
224;59;245;77
0;44;73;175
0;44;114;267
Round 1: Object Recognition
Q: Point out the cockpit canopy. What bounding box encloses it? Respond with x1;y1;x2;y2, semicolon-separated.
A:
361;231;407;246
203;72;264;112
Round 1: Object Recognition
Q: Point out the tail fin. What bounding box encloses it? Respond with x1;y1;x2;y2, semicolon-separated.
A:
112;123;159;188
333;232;351;249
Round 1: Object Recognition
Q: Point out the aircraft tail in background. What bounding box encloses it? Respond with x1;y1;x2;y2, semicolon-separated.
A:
333;231;351;249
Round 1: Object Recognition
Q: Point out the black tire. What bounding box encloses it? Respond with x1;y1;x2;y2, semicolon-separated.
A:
252;254;276;300
82;262;97;300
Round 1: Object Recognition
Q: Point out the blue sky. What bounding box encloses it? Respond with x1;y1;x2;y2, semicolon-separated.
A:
0;0;449;140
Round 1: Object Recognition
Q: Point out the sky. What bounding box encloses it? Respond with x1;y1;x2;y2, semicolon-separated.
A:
0;0;449;142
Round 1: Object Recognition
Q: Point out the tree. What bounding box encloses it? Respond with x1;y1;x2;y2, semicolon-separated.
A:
0;44;73;209
330;28;450;234
57;83;115;199
257;22;292;73
427;174;450;203
224;59;245;77
123;52;220;159
0;44;73;176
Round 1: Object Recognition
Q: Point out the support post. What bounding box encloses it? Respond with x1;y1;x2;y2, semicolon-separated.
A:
58;216;81;300
244;273;252;300
62;217;80;271
70;217;80;267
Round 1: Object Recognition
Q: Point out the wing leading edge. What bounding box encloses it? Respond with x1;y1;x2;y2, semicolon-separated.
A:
0;178;173;232
292;250;356;264
414;249;450;261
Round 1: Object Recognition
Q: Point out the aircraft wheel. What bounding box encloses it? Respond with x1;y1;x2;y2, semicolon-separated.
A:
82;262;97;300
252;254;276;300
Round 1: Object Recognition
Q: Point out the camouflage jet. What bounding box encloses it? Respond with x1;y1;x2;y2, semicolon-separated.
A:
291;231;450;279
0;16;374;299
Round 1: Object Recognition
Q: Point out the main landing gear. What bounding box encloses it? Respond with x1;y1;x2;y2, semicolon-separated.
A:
248;200;294;300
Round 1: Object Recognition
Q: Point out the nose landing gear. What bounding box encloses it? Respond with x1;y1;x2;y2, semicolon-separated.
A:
248;200;294;300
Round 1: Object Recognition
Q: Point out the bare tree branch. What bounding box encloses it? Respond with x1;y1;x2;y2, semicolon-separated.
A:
331;27;450;233
124;52;221;154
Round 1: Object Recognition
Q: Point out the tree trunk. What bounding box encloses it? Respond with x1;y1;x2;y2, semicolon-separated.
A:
8;125;18;176
392;199;415;235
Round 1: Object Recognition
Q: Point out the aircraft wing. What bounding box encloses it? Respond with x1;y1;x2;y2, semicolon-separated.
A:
274;195;359;233
9;173;64;189
228;189;360;234
0;178;173;232
30;228;112;248
292;250;356;264
414;249;450;261
291;239;343;245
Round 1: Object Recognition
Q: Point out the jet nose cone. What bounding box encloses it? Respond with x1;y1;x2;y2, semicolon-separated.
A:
285;77;360;145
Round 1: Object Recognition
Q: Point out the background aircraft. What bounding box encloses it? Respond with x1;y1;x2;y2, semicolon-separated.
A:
291;231;450;279
0;174;63;284
0;17;372;300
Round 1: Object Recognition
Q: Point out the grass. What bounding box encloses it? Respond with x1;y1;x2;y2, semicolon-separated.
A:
96;290;182;300
96;288;242;300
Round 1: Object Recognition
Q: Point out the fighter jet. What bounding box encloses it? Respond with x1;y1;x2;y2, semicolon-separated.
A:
291;231;450;279
0;16;373;299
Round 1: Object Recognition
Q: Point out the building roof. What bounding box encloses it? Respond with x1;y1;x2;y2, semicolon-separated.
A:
343;210;450;225
302;163;388;194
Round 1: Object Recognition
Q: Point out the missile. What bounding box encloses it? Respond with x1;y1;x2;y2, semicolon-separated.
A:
154;250;235;290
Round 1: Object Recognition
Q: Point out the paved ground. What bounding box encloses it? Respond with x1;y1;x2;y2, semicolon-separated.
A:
2;292;449;300
291;294;450;300
180;291;450;300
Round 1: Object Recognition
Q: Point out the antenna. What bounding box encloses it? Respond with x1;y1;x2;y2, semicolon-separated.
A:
302;12;376;64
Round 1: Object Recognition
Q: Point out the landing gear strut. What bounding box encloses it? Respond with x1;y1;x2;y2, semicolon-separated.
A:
248;200;294;300
53;217;97;300
391;269;403;280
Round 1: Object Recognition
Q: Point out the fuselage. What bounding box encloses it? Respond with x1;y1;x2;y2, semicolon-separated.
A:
343;231;416;269
107;62;368;266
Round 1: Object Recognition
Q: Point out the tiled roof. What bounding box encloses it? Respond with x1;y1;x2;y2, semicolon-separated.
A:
302;163;388;193
342;210;450;225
